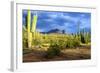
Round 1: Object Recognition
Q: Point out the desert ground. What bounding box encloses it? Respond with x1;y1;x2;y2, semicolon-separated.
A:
23;44;91;62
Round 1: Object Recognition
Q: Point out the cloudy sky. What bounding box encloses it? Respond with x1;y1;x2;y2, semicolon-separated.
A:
23;10;91;34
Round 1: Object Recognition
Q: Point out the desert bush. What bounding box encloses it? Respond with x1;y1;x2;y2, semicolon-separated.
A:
23;38;28;48
80;33;85;43
32;39;42;46
53;39;67;49
65;36;80;48
23;28;86;50
79;30;91;44
84;33;91;44
46;43;61;58
23;28;28;49
66;39;74;48
45;34;80;49
72;38;80;47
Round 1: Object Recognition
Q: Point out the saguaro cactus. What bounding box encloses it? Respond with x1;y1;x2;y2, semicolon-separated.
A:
27;10;32;48
31;13;38;40
32;13;38;33
27;11;38;48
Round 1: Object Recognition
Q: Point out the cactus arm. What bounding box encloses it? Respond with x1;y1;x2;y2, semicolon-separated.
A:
31;14;38;33
31;13;38;41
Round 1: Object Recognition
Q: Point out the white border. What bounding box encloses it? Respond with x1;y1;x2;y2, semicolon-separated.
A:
11;1;97;71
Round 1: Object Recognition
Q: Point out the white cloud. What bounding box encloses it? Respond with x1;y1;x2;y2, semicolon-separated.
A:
36;28;45;32
48;13;58;18
43;19;54;22
80;18;90;29
48;13;80;23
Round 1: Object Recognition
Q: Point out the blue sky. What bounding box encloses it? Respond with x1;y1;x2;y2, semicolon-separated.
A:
23;10;91;34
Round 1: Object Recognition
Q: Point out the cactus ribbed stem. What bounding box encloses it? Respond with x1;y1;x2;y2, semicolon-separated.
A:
31;14;38;40
32;14;38;33
27;10;32;48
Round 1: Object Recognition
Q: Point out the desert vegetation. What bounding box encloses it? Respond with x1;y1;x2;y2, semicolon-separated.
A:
23;10;91;62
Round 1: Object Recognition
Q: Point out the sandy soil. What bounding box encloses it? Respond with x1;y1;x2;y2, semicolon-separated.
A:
23;45;91;62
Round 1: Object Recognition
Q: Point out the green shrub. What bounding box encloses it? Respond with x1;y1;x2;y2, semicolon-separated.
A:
65;37;80;48
80;34;85;43
73;39;80;47
84;33;91;44
80;32;91;44
56;39;67;49
23;38;28;48
46;43;61;58
32;39;42;46
66;39;74;48
23;28;28;49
